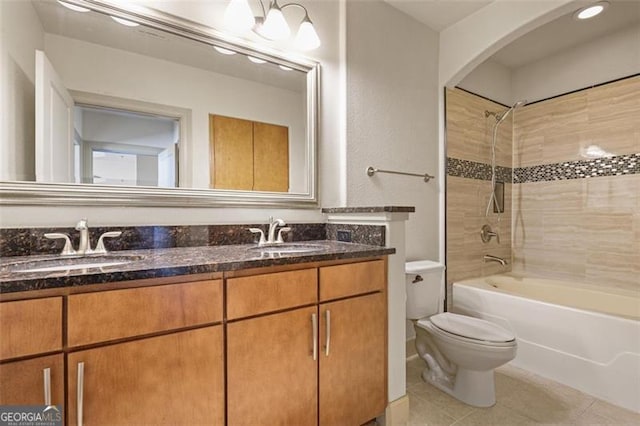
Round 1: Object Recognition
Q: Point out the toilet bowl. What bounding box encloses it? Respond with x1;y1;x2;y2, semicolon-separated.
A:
406;261;517;407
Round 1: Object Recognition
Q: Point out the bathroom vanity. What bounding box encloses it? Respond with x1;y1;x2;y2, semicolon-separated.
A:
0;242;392;425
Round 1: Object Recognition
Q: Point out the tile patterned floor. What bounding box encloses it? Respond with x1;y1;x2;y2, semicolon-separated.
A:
406;357;640;425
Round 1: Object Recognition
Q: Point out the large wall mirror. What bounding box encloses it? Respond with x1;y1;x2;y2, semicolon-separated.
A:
0;0;319;206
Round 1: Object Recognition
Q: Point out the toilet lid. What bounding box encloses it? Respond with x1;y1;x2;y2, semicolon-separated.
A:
430;312;515;343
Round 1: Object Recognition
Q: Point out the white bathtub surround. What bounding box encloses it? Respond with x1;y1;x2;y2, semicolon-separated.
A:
452;274;640;413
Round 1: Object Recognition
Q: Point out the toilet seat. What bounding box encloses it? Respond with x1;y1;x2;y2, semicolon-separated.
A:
418;312;515;347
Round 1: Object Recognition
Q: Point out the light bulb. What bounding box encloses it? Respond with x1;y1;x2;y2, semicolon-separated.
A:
294;16;320;51
278;65;293;71
224;0;255;33
258;1;290;40
57;1;90;12
248;56;267;64
111;16;139;27
213;46;237;55
573;1;609;20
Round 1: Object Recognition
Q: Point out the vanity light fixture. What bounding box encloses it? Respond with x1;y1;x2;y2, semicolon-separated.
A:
223;0;321;51
111;16;140;27
573;1;609;20
278;64;293;71
57;1;90;12
213;46;237;55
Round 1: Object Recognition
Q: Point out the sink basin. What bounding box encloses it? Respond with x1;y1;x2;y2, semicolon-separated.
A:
3;254;145;274
248;243;325;254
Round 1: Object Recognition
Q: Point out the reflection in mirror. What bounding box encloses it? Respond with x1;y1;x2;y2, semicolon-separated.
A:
76;105;179;187
1;0;316;203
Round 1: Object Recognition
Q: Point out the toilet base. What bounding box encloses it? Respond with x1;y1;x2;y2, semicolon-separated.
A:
422;367;496;408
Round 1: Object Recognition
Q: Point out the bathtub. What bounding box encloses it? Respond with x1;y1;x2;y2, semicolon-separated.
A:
452;274;640;413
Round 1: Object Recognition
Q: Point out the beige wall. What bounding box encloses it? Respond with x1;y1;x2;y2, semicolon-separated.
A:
513;76;640;292
445;88;513;285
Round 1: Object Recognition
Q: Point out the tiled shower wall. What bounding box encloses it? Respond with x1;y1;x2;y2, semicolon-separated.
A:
445;88;513;285
446;76;640;295
512;76;640;293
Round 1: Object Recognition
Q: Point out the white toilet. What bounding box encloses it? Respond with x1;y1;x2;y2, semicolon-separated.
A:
406;260;517;407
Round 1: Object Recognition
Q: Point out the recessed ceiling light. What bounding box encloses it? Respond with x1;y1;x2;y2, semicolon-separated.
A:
213;46;237;55
573;1;609;20
111;16;140;27
57;1;90;12
278;65;293;71
248;56;267;64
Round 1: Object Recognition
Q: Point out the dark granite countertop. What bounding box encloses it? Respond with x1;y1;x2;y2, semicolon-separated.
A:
0;241;394;294
322;206;416;213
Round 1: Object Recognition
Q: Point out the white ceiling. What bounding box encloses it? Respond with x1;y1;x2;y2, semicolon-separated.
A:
491;0;640;68
384;0;640;69
383;0;492;32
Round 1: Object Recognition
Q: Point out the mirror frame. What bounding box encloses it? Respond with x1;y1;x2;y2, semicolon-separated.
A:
0;0;319;208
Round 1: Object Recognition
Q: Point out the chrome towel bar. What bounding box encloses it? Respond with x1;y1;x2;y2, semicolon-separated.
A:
366;166;435;183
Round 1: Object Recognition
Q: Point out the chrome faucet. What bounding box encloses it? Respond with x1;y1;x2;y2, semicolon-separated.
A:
45;219;121;256
268;217;286;244
75;218;90;256
249;217;290;246
483;254;508;266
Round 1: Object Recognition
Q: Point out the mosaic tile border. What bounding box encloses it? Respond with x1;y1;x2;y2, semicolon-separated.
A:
446;158;512;182
448;154;640;183
513;153;640;183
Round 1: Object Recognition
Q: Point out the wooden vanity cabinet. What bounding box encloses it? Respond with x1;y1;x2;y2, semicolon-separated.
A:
66;279;225;426
0;297;64;408
226;260;387;426
319;260;387;426
67;326;224;426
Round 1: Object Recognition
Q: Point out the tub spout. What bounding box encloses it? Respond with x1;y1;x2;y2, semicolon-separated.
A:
483;254;508;266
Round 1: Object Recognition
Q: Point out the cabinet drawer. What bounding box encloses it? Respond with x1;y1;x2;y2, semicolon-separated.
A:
68;280;222;347
227;269;317;320
319;260;385;301
0;297;62;360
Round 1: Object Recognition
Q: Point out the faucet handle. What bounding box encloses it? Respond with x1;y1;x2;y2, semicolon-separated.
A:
45;233;76;256
75;218;88;230
93;231;122;254
248;228;266;246
276;227;291;244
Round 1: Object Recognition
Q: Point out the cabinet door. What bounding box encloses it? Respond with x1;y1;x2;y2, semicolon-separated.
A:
210;114;254;190
0;354;64;409
67;326;224;426
319;293;387;426
253;121;289;192
227;306;317;426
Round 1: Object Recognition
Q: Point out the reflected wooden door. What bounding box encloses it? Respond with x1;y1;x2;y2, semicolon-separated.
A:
210;114;253;190
253;121;289;192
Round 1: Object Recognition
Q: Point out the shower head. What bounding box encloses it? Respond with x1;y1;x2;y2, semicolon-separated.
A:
495;99;527;124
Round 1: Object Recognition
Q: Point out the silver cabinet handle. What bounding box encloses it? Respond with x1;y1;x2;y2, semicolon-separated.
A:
325;310;331;356
43;367;51;406
77;362;85;426
311;313;317;361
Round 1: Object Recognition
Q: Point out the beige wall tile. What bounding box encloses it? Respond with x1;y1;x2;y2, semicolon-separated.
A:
446;88;512;166
448;78;639;295
585;174;638;213
514;75;640;164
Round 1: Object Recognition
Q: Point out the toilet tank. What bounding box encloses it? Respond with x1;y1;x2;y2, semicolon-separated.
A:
405;260;446;320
